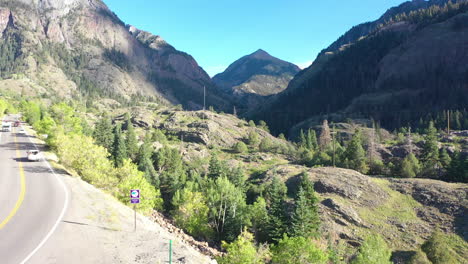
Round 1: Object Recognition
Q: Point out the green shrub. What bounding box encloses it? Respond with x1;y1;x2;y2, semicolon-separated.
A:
351;235;391;264
115;159;163;214
271;235;328;264
233;142;248;153
409;250;431;264
421;231;458;264
217;230;268;264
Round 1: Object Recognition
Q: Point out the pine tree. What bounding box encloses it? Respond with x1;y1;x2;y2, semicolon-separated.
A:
299;129;307;148
92;115;114;152
265;176;288;243
125;115;138;162
400;153;421;178
112;123;127;167
290;185;320;238
137;134;159;187
306;129;318;151
446;152;467;183
343;129;368;173
422;121;439;177
319;120;332;150
208;153;225;179
439;149;451;169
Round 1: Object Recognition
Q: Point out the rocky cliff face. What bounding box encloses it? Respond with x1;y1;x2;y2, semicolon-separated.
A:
0;0;230;110
213;49;300;112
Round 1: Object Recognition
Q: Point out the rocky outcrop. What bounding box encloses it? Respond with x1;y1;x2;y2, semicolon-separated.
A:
150;211;221;257
0;8;11;33
322;198;367;227
389;178;468;239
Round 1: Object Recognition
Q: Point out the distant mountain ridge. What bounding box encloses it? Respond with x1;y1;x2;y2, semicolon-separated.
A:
249;0;468;135
213;49;300;111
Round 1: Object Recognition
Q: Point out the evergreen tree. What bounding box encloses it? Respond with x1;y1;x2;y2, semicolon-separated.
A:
208;153;225;179
299;129;307;148
137;134;159;187
249;197;269;242
290;172;320;237
228;166;246;189
153;145;187;210
290;187;320;238
93;116;114;152
112;123;127;167
400;153;421;178
343;129;368;173
125;115;138;162
445;152;467;183
319;120;332;150
422;121;440;177
248;130;260;147
265;176;288;242
306;129;318;151
439;148;451;168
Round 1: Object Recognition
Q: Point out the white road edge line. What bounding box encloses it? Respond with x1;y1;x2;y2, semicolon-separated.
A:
20;127;70;264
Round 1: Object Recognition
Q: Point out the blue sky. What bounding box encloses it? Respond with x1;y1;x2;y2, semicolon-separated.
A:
104;0;407;76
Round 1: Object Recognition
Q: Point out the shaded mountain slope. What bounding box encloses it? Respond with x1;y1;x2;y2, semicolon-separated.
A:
249;1;468;135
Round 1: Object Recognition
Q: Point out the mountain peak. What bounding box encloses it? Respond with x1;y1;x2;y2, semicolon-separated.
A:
250;49;272;59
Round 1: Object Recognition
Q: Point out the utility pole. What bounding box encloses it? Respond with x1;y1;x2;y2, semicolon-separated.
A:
447;110;450;135
332;123;336;167
203;86;206;111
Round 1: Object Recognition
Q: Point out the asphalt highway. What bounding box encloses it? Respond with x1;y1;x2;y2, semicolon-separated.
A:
0;115;68;264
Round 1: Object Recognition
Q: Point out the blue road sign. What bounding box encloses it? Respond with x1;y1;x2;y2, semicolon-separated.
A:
130;189;140;198
131;198;140;204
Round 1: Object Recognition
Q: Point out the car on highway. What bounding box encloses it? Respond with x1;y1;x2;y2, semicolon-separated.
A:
27;150;42;162
18;128;26;134
2;122;12;132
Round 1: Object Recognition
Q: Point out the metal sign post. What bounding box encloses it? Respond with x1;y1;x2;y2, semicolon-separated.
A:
169;240;172;264
130;189;140;232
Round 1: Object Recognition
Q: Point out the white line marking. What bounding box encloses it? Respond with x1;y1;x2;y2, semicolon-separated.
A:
19;127;70;264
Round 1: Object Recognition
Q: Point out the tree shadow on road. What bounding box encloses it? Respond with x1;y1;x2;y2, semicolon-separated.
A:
62;220;120;232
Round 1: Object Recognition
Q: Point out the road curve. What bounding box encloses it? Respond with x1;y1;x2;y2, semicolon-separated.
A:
0;115;69;264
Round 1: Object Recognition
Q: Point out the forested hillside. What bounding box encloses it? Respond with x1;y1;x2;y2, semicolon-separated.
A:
250;1;468;135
